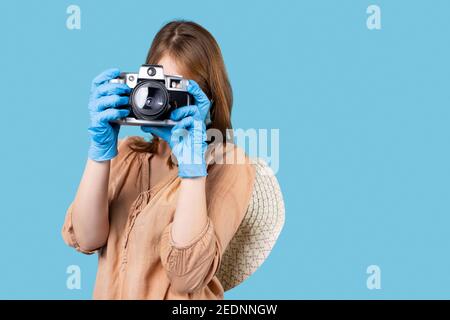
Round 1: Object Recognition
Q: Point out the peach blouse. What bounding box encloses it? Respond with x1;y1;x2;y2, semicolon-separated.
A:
62;136;255;299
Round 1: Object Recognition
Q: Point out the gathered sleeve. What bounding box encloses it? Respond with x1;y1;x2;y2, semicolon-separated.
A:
160;145;256;294
61;202;97;254
61;137;140;254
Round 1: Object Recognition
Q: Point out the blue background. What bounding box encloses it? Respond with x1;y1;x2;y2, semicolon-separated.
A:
0;0;449;299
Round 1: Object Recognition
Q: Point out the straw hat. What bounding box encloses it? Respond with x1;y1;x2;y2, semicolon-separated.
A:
216;158;285;291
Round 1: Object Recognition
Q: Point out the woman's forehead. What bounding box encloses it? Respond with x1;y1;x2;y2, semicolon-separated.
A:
157;54;186;77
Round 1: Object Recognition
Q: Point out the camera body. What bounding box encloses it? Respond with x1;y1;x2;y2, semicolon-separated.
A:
109;64;193;126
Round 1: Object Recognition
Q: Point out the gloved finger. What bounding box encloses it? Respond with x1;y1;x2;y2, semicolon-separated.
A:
170;116;193;144
140;126;153;133
171;116;194;132
187;80;211;117
141;126;168;135
170;105;199;121
90;95;129;112
98;108;130;125
170;125;191;147
140;126;170;141
94;83;131;98
91;68;121;91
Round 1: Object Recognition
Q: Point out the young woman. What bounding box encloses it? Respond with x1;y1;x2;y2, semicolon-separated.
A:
62;20;255;299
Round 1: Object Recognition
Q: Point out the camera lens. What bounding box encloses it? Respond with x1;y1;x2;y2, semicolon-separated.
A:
145;97;154;107
147;67;157;77
130;81;169;120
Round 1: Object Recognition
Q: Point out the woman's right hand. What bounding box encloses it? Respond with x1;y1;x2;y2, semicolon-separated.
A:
88;68;131;162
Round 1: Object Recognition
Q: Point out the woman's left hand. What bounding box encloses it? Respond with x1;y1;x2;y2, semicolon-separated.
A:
141;80;211;178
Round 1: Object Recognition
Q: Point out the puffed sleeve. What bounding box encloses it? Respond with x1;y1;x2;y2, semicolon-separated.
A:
61;137;139;254
61;202;96;254
160;144;256;294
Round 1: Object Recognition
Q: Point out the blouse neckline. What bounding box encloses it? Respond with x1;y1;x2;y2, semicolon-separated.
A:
140;151;179;196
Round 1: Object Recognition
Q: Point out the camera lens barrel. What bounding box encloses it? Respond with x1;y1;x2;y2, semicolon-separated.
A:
130;80;170;120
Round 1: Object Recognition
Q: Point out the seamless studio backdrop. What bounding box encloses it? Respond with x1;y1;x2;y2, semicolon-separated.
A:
1;0;450;299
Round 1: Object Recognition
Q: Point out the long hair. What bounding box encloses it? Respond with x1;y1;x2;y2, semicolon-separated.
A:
130;20;233;159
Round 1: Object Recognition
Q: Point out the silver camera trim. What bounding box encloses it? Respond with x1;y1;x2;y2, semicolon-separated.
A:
165;76;189;92
109;73;138;88
107;64;192;126
138;65;165;81
109;66;190;92
111;117;177;127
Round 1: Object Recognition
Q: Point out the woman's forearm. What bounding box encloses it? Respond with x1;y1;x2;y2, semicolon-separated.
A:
171;177;208;246
71;158;110;251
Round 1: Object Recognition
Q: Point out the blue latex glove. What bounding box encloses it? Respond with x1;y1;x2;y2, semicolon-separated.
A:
88;68;131;161
141;80;211;178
